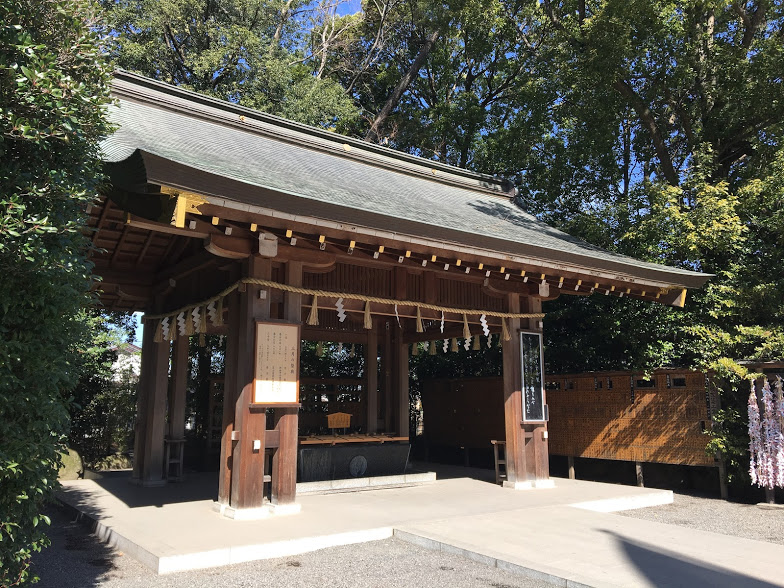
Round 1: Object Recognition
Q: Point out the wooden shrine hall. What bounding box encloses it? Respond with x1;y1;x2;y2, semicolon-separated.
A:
91;71;711;518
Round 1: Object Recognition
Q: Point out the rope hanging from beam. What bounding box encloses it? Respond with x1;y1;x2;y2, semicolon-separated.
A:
144;277;544;339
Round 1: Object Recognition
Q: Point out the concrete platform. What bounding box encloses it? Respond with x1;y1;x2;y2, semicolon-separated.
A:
57;468;784;587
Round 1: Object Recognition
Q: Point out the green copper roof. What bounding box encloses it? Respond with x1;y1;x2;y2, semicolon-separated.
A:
101;71;711;290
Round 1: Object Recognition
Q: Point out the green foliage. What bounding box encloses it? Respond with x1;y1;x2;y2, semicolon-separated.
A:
68;312;139;467
0;0;112;583
101;0;358;127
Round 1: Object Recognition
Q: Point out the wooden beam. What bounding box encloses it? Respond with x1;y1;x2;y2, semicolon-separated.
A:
128;215;210;239
204;234;252;259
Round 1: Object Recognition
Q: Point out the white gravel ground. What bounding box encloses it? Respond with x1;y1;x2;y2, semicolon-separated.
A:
618;492;784;545
32;504;551;588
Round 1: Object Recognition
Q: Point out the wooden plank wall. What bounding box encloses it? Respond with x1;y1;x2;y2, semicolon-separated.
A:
546;370;716;466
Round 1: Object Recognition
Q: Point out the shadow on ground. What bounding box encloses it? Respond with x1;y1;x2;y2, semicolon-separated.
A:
31;502;132;588
61;470;219;509
605;529;780;588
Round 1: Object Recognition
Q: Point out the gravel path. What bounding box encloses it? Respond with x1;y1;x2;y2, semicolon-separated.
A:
32;504;550;588
618;492;784;545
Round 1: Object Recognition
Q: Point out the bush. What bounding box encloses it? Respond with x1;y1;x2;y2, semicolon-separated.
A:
0;1;112;584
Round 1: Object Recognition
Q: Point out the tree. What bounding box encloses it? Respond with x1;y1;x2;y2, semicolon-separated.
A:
101;0;358;127
0;0;112;583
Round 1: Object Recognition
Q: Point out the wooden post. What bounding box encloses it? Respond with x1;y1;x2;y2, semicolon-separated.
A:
502;293;527;486
398;339;410;440
526;297;550;481
132;317;154;482
366;325;378;434
169;334;188;440
218;285;240;506
383;319;393;432
229;256;271;511
393;267;409;439
270;260;302;507
717;458;728;500
140;334;170;485
568;456;576;480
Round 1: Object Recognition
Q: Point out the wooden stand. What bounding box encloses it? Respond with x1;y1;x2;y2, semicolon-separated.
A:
491;440;507;485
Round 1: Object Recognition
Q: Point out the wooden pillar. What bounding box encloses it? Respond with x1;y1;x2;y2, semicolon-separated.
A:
132;317;155;482
169;334;188;440
398;339;410;439
393;267;409;439
383;320;393;432
229;256;271;511
140;333;170;486
525;297;550;481
502;293;527;486
270;260;302;506
366;325;379;434
218;285;240;505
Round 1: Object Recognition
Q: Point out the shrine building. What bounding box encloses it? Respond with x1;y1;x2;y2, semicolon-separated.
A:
91;71;711;518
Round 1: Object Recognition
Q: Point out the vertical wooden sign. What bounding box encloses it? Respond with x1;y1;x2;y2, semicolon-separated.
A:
253;321;300;404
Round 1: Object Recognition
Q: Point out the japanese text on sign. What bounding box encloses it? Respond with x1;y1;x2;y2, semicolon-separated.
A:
253;322;299;404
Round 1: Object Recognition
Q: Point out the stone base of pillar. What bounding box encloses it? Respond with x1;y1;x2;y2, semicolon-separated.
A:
502;479;556;490
213;501;302;520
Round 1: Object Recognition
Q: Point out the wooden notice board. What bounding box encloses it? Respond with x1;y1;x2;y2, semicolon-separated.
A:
253;321;300;404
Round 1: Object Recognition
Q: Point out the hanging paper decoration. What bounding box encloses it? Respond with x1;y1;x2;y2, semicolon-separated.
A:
450;338;458;352
191;306;201;334
416;307;424;333
429;341;437;356
501;318;511;341
487;333;493;348
207;300;218;325
337;342;343;353
539;280;550;297
749;383;763;487
422;340;429;352
442;339;449;353
307;295;319;326
440;311;445;334
349;344;356;358
463;337;471;351
472;336;480;351
412;343;419;356
480;314;489;337
749;378;784;490
177;311;187;336
394;304;401;327
364;301;372;329
316;342;324;357
336;297;346;322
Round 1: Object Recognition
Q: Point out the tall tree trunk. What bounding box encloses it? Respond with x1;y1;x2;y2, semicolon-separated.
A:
365;29;440;142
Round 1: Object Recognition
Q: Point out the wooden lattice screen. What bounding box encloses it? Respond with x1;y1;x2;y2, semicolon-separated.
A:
546;370;717;466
